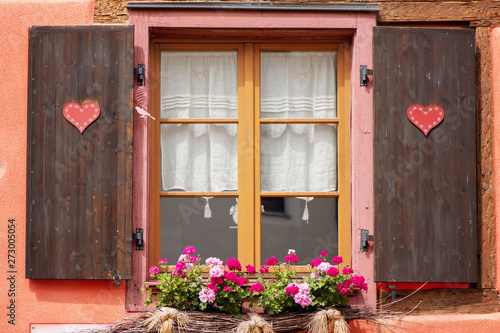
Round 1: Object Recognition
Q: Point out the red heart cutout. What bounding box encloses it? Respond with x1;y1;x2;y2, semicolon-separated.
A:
407;104;444;136
63;102;100;134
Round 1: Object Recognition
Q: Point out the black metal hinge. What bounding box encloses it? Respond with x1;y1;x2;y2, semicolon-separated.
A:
134;64;145;86
360;65;373;86
360;229;374;252
132;228;144;250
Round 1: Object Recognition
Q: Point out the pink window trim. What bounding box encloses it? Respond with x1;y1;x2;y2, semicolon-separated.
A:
126;7;377;312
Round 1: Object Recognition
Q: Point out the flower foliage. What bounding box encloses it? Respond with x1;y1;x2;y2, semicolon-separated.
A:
145;247;366;317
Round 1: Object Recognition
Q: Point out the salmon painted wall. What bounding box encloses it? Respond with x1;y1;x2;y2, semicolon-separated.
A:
1;0;500;331
0;1;128;332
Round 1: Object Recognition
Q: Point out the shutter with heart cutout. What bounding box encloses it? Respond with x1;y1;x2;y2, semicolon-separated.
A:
373;27;477;283
26;26;134;279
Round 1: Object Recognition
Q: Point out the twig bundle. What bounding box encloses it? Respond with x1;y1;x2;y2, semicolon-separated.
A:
81;306;399;333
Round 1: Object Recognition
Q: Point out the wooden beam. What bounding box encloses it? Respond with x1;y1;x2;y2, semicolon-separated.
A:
377;2;500;27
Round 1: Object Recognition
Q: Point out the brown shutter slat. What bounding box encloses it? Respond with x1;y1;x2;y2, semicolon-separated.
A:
27;26;134;279
374;27;477;283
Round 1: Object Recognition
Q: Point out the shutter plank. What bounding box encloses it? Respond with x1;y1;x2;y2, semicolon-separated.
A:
27;26;134;279
374;28;477;283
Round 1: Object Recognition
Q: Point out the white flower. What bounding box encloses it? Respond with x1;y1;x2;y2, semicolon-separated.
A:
205;257;224;268
288;249;296;254
317;262;332;273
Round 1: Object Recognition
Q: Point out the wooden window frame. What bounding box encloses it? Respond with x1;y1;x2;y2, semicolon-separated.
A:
149;40;351;270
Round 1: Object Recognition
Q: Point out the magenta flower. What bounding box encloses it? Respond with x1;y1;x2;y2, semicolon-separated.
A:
327;267;339;277
223;286;233;292
224;271;238;282
158;258;168;264
320;251;329;257
183;246;196;255
337;283;351;295
227;257;242;271
207;283;219;293
332;256;343;265
149;266;160;276
246;265;256;274
176;261;187;271
236;276;248;286
284;253;299;263
266;257;279;266
310;258;323;268
342;267;354;275
259;265;270;273
210;277;224;285
286;284;299;296
190;256;199;263
250;283;264;294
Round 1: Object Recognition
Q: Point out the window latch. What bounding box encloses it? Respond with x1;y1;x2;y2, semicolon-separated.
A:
360;229;374;252
360;65;373;86
134;64;145;86
132;228;144;250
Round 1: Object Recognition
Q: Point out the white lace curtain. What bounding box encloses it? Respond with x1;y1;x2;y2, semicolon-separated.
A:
160;51;337;193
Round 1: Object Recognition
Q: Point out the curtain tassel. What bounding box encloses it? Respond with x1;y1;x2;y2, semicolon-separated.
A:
203;197;212;219
302;200;309;224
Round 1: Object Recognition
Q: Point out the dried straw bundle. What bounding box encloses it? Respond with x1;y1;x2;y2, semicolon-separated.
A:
236;313;274;333
143;307;189;333
81;306;397;333
306;308;349;333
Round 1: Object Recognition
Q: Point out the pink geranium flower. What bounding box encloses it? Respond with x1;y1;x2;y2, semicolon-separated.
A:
320;251;329;257
158;258;167;264
227;257;242;271
266;257;279;266
183;246;196;255
286;283;299;296
259;265;270;273
250;283;264;294
310;258;323;268
236;276;248;286
223;286;233;292
327;267;339;277
149;266;160;275
332;256;343;264
342;267;354;275
284;253;299;263
246;265;256;274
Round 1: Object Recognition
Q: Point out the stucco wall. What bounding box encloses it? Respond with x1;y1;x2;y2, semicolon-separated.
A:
0;1;128;332
1;0;500;331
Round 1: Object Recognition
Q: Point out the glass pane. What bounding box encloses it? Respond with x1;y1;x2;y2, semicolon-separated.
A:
161;197;237;263
161;124;238;192
261;124;337;192
261;51;337;119
261;197;338;265
161;51;238;118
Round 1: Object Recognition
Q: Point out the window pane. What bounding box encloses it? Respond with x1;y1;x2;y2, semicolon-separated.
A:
261;197;338;265
161;197;237;263
161;51;238;119
261;124;337;192
260;51;337;119
161;124;238;192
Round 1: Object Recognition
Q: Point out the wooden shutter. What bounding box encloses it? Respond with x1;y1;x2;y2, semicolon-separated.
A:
374;28;477;283
26;26;134;279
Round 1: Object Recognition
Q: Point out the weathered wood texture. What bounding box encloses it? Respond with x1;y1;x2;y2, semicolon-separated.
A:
26;26;134;279
373;28;477;283
379;288;500;314
94;1;500;27
475;27;496;289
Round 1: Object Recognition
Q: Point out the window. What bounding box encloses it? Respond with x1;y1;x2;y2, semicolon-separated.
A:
150;41;350;269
